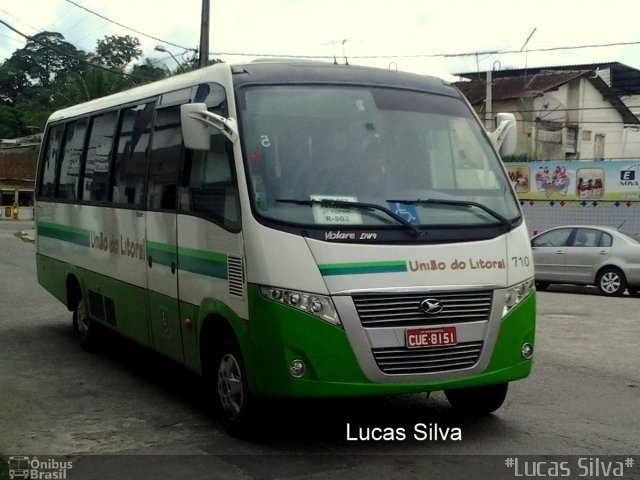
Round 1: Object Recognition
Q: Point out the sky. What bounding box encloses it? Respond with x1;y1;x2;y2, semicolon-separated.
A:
1;0;640;82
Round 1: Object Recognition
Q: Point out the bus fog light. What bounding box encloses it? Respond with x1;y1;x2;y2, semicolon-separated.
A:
289;359;306;378
521;343;533;359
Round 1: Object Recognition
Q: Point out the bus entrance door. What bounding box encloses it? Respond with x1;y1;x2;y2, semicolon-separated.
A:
145;211;184;364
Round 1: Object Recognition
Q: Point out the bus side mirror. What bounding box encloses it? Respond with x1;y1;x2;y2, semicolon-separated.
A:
489;113;517;157
181;103;239;150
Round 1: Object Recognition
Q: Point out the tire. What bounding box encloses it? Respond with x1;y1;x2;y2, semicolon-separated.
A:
444;383;508;416
73;293;98;352
535;281;549;291
596;267;627;296
213;337;256;437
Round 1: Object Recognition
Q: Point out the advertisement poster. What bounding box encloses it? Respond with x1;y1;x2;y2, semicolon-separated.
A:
505;161;640;201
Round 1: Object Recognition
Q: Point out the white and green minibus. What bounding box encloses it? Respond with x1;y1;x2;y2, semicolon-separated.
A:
36;61;535;435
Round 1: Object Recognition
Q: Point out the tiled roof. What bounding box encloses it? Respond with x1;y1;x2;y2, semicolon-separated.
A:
455;62;640;96
454;69;640;125
454;70;591;104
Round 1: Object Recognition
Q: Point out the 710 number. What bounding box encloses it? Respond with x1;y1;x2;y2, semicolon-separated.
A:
511;256;530;267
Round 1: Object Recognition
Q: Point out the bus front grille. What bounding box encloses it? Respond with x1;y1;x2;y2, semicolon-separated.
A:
372;341;483;374
352;291;493;328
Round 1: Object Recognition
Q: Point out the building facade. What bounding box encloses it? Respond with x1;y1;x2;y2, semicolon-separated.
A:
454;63;640;162
0;136;40;220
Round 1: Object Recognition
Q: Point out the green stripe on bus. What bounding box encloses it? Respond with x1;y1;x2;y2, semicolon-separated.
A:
179;246;228;279
146;241;177;267
37;222;90;247
318;260;407;276
146;241;228;279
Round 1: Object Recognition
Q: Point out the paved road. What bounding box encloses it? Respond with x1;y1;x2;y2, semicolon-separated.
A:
0;220;638;480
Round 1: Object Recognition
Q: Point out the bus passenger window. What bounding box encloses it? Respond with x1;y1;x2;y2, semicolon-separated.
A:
180;135;240;229
147;107;183;211
112;103;154;206
39;124;65;198
56;119;88;200
83;111;117;202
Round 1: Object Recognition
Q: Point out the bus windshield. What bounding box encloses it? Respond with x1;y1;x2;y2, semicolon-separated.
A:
239;85;520;229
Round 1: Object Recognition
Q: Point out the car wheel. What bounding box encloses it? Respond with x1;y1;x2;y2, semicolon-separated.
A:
596;267;627;296
444;383;508;416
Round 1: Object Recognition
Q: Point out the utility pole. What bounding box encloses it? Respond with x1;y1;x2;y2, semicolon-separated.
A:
485;69;493;130
199;0;210;68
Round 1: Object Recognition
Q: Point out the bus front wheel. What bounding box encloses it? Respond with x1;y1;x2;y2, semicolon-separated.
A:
444;383;508;415
213;337;256;437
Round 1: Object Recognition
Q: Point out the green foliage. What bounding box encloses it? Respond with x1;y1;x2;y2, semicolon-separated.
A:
0;32;169;138
94;34;142;71
0;105;19;137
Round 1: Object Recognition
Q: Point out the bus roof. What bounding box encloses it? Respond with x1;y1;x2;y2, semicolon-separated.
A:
231;61;458;97
46;61;460;124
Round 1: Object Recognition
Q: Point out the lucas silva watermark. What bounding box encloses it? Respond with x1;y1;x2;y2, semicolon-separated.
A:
346;422;462;442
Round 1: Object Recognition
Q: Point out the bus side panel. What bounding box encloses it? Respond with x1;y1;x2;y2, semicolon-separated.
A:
35;252;151;346
79;266;151;346
36;203;150;346
36;253;70;307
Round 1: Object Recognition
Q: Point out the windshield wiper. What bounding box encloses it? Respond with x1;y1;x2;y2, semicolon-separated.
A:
387;198;515;229
276;198;423;237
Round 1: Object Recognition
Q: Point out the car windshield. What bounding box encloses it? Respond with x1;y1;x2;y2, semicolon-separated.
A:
239;85;520;229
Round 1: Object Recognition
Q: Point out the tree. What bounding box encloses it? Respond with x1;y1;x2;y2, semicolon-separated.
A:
129;59;169;86
59;66;131;104
0;106;19;138
94;35;142;72
6;31;86;91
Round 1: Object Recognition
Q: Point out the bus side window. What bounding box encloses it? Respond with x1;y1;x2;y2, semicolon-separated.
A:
56;119;88;200
39;124;65;198
147;106;183;211
83;111;117;203
180;135;240;230
112;102;155;206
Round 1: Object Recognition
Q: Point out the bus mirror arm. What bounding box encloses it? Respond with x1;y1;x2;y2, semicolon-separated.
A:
181;103;239;149
188;110;239;143
488;112;517;157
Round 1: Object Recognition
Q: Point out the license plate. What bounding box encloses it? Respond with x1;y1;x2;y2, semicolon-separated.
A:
405;327;458;349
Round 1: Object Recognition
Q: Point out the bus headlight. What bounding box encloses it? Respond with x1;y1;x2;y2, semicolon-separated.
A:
503;278;535;316
260;286;342;327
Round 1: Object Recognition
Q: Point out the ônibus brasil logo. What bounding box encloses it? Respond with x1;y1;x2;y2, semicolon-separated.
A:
7;456;73;479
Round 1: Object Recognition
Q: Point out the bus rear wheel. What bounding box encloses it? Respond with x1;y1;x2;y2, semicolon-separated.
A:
444;383;508;415
213;337;256;437
73;293;98;352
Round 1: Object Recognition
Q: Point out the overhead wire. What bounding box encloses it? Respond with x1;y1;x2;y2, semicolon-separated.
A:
61;0;194;52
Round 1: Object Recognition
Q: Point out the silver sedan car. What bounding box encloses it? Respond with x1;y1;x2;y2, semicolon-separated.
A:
531;225;640;296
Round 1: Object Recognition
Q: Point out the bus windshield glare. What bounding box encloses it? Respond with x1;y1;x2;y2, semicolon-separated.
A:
240;85;520;229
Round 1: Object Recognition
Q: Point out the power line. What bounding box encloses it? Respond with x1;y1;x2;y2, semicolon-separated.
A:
209;39;640;60
61;0;194;52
